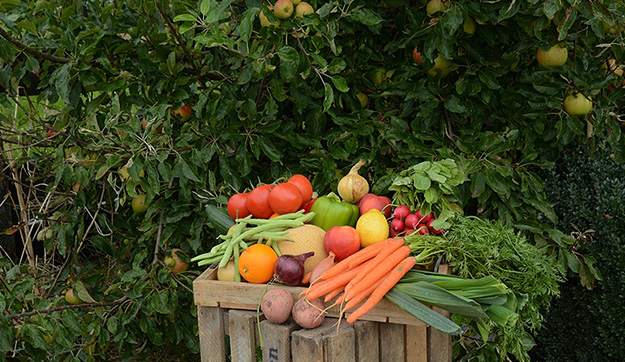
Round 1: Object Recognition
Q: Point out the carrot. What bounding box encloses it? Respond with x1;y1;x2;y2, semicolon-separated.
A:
346;238;402;269
306;260;371;301
324;285;345;303
346;239;405;290
344;246;411;301
319;239;395;281
346;257;416;324
343;274;387;311
302;272;312;284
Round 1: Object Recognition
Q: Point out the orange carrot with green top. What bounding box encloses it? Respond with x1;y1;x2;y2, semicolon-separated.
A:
344;246;411;301
306;260;370;301
343;274;387;311
346;257;416;324
347;239;405;289
324;285;345;303
320;239;395;281
347;238;402;269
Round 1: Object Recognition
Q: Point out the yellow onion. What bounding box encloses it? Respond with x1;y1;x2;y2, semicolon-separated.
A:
337;159;369;203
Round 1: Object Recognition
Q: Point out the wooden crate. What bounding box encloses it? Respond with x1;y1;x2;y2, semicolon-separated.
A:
193;265;452;362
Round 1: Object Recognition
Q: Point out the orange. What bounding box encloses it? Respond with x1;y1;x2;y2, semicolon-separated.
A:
238;244;278;283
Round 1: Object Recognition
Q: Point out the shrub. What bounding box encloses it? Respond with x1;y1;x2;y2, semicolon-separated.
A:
532;148;625;361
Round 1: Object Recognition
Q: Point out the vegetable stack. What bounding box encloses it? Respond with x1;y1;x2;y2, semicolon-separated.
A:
304;238;415;323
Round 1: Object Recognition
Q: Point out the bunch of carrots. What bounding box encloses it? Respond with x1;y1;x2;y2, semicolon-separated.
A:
304;238;414;324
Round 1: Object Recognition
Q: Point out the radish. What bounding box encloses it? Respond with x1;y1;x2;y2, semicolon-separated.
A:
404;214;418;229
392;206;410;220
416;224;428;235
390;218;405;232
422;213;434;223
389;228;400;237
426;219;442;235
405;229;416;235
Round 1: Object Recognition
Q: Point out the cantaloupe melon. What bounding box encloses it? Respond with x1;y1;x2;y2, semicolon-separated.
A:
277;225;327;274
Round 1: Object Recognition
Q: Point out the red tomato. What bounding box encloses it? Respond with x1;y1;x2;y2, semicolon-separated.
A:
268;183;302;215
288;175;313;207
303;198;317;214
227;193;251;220
246;185;274;219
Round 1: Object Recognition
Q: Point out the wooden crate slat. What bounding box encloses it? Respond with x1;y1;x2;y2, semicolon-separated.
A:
405;324;428;362
261;320;300;362
198;306;226;362
353;321;379;362
291;319;337;362
427;326;452;362
379;323;406;362
322;323;355;362
228;310;258;362
194;267;422;325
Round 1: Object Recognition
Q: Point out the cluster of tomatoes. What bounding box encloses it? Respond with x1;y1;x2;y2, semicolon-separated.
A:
227;175;314;220
389;206;442;237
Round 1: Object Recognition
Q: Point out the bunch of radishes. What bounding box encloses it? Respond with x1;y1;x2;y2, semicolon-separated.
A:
389;206;442;237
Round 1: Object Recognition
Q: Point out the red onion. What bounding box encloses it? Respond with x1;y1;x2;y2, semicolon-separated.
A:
273;252;314;286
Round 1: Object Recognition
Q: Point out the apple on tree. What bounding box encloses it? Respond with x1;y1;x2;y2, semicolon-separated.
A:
427;54;452;77
172;104;193;122
295;2;314;18
274;0;293;19
356;92;369;108
564;92;593;116
537;43;568;69
165;248;189;274
426;0;451;16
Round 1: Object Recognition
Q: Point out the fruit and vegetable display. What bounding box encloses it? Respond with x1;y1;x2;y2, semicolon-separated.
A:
194;160;560;360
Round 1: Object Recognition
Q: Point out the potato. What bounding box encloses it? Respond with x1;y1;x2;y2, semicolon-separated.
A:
292;297;325;329
261;289;294;324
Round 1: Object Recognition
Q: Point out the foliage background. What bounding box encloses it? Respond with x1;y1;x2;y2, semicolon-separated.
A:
0;0;623;361
530;148;625;362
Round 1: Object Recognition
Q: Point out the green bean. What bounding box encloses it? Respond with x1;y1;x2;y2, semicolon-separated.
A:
220;243;234;268
239;239;248;250
233;243;241;282
270;240;282;257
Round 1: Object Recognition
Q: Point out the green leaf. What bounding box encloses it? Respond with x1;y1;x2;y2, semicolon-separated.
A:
330;76;349;92
323;82;334;111
0;321;12;350
444;95;467;113
257;136;283;162
348;9;383;27
173;14;196;22
74;280;97;303
277;46;299;63
107;316;118;334
200;0;211;15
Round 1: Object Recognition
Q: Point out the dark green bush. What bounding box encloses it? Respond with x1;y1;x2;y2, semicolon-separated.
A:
532;149;625;361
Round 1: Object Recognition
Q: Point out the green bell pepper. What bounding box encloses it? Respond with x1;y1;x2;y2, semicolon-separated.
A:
309;193;360;231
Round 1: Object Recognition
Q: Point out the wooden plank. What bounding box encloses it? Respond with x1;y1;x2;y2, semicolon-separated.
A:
323;323;355;362
228;310;258;362
220;301;258;310
197;306;226;362
388;316;427;327
222;309;229;335
379;323;406;362
261;320;300;362
353;321;379;362
405;324;428;362
291;319;342;362
427;327;452;362
193;270;422;325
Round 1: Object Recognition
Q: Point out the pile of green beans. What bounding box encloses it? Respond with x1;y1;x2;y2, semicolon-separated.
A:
191;211;315;281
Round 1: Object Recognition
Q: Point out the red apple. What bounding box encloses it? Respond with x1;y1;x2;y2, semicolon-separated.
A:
404;214;418;229
358;193;392;218
393;206;410;220
323;226;361;261
172;104;193;122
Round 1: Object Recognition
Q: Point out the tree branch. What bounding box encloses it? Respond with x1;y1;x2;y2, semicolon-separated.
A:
0;27;71;64
6;298;128;319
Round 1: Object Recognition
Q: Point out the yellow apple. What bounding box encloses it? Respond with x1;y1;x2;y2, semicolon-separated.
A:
295;2;314;18
427;54;452;77
131;194;149;213
356;93;369;108
426;0;451;16
463;17;476;35
274;0;294;19
64;289;83;305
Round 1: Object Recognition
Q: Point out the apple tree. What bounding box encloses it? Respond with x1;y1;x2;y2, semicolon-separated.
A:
0;0;623;361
